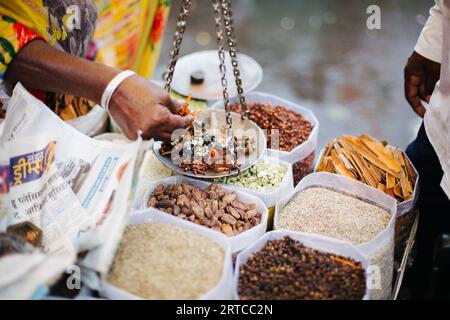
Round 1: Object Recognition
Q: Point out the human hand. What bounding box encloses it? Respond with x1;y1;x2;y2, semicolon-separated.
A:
404;51;441;117
108;76;193;141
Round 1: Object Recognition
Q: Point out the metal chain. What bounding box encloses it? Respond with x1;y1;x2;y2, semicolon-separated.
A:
212;0;236;162
165;0;191;92
212;0;232;130
220;0;248;117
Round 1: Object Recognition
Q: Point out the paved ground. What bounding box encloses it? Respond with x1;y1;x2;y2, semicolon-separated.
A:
156;0;434;150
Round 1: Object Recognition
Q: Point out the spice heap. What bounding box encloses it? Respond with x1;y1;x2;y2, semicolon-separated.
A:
214;159;287;191
231;102;314;184
147;183;261;236
231;102;313;152
277;187;392;300
108;223;224;299
316;134;415;202
238;236;366;300
50;93;95;121
159;120;255;175
278;187;390;243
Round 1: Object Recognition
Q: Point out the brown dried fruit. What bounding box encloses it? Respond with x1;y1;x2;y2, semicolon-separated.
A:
226;206;241;219
245;209;258;220
147;183;261;237
222;193;237;204
221;224;234;235
221;214;237;225
231;200;247;211
204;206;213;219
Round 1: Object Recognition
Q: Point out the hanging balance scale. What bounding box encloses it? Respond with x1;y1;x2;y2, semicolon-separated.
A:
154;0;266;178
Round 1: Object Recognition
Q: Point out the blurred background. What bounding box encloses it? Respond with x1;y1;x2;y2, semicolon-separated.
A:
155;0;434;150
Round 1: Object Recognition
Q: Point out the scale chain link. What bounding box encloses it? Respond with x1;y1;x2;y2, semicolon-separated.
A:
165;0;191;92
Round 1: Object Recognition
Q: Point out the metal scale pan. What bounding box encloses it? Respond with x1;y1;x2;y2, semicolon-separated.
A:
154;109;266;179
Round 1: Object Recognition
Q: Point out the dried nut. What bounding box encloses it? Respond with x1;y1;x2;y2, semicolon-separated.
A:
222;193;237;204
156;200;173;208
192;205;204;219
226;206;241;219
156;194;168;201
211;200;219;212
219;201;227;210
231;200;247;211
154;184;164;194
198;199;207;210
211;216;219;227
236;209;246;219
148;197;157;207
245;209;258;220
148;183;261;237
221;214;237;225
215;209;225;218
181;206;190;215
207;190;219;200
182;184;192;197
200;218;211;226
175;184;183;195
204;206;213;219
221;224;234;235
192;190;202;202
176;194;189;207
246;203;256;211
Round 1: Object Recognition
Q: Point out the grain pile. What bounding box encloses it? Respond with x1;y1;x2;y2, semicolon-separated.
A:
108;223;224;300
277;187;390;244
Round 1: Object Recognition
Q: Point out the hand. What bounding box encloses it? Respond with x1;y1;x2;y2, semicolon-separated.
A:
108;76;193;141
404;51;441;117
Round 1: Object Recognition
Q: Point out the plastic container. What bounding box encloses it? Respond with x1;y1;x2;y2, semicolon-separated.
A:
315;147;419;260
233;230;371;300
100;208;233;300
213;157;293;230
211;91;319;186
138;176;269;253
274;172;397;300
66;105;108;137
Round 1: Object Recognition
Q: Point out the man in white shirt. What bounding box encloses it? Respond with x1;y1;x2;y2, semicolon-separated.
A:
404;0;450;299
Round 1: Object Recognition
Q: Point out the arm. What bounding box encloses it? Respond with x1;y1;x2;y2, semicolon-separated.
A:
4;40;192;141
404;1;442;117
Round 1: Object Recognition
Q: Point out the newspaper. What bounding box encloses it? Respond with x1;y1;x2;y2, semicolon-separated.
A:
0;83;141;263
0;251;72;300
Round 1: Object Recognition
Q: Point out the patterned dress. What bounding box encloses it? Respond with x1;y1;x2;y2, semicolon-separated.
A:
0;0;170;83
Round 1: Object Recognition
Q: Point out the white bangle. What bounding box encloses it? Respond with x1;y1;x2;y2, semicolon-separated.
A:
100;70;136;112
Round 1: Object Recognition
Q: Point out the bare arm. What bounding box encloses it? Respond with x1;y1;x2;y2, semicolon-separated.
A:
4;40;192;140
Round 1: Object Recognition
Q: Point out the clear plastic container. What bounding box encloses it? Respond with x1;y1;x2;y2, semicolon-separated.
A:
274;172;397;300
138;176;269;253
100;209;234;300
233;230;371;300
211;91;319;186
